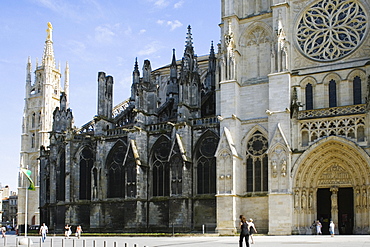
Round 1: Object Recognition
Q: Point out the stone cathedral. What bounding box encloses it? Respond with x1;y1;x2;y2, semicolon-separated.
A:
25;0;370;235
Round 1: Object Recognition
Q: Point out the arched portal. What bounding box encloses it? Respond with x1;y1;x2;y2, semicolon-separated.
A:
292;136;370;234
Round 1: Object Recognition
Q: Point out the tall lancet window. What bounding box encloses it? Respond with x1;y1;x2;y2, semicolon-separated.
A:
353;76;362;104
246;131;268;193
195;133;218;194
79;147;93;200
56;150;66;201
124;147;137;198
106;142;126;198
305;83;313;110
151;137;171;197
329;79;337;107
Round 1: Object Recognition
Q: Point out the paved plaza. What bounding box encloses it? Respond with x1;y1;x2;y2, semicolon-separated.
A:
2;234;370;247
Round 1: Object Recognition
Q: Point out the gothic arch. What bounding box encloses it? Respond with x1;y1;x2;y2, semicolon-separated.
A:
300;76;317;88
322;73;342;85
106;140;127;198
193;130;219;195
150;135;171;197
242;124;268;144
239;21;274;80
347;69;366;82
75;146;94;200
239;21;274;46
292;136;370;189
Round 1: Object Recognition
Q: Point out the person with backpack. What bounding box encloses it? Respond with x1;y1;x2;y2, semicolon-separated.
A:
239;215;250;247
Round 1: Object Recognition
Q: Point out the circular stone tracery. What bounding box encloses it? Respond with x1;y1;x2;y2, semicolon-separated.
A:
296;0;368;61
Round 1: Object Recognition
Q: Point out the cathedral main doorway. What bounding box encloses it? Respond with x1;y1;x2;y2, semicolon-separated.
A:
316;187;354;235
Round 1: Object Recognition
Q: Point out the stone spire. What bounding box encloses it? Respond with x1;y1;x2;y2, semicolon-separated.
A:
184;25;194;59
64;62;70;108
131;58;140;103
42;22;56;68
170;49;177;79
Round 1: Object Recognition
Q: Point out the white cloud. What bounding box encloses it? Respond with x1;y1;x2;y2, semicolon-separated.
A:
157;19;183;31
154;0;170;8
174;0;185;8
157;20;165;25
95;25;116;43
139;29;147;34
138;41;162;56
167;20;183;31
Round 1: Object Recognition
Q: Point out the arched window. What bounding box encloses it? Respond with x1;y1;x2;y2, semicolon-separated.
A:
246;131;268;192
106;142;126;198
56;150;65;201
79;148;93;200
151;137;171;197
38;112;42;126
31;113;36;128
353;76;362;104
31;133;35;148
305;83;313;110
124;147;137;198
195;133;218;194
329;79;337;107
357;126;365;142
170;154;182;195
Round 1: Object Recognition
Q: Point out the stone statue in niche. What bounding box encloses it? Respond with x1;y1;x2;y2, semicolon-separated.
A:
294;190;299;208
281;160;287;177
272;161;277;178
301;190;306;209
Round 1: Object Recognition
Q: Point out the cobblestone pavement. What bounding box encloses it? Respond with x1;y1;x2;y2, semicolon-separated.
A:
2;234;370;247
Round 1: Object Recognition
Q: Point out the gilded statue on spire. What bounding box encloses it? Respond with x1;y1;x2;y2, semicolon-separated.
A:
46;22;53;41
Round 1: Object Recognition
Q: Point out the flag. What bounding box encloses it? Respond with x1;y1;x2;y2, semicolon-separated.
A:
21;168;36;191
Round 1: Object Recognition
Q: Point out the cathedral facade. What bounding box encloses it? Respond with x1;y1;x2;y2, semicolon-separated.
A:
32;0;370;235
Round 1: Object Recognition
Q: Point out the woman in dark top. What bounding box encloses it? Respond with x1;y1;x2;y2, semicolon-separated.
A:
239;215;250;247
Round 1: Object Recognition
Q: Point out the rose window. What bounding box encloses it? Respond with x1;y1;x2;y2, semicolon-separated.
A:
296;0;368;61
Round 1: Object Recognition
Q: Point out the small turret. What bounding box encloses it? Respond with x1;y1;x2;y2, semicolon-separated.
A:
143;60;152;84
97;72;114;119
26;57;32;96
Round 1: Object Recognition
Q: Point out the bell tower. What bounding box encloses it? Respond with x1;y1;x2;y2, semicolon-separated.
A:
18;22;69;229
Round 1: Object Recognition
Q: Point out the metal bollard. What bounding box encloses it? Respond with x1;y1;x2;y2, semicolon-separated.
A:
28;238;31;247
113;242;117;247
16;237;19;247
124;243;127;247
103;241;107;247
93;240;96;247
62;238;65;247
83;239;86;247
40;238;42;247
50;238;53;247
3;236;6;246
73;239;76;247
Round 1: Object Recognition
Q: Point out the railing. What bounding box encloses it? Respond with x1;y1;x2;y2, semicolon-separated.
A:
192;117;219;126
298;104;366;119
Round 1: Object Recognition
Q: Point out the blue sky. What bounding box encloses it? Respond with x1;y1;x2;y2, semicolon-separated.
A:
0;0;220;191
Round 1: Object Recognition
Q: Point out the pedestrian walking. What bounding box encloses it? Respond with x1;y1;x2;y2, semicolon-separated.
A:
65;224;72;238
329;221;335;237
239;215;250;247
248;219;258;244
315;220;322;235
39;223;48;242
1;226;6;238
75;225;83;239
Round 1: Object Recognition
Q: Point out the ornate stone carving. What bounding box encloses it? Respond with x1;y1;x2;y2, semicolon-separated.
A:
318;164;352;186
296;0;368;61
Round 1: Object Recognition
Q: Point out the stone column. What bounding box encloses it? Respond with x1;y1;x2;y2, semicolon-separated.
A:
330;186;339;234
